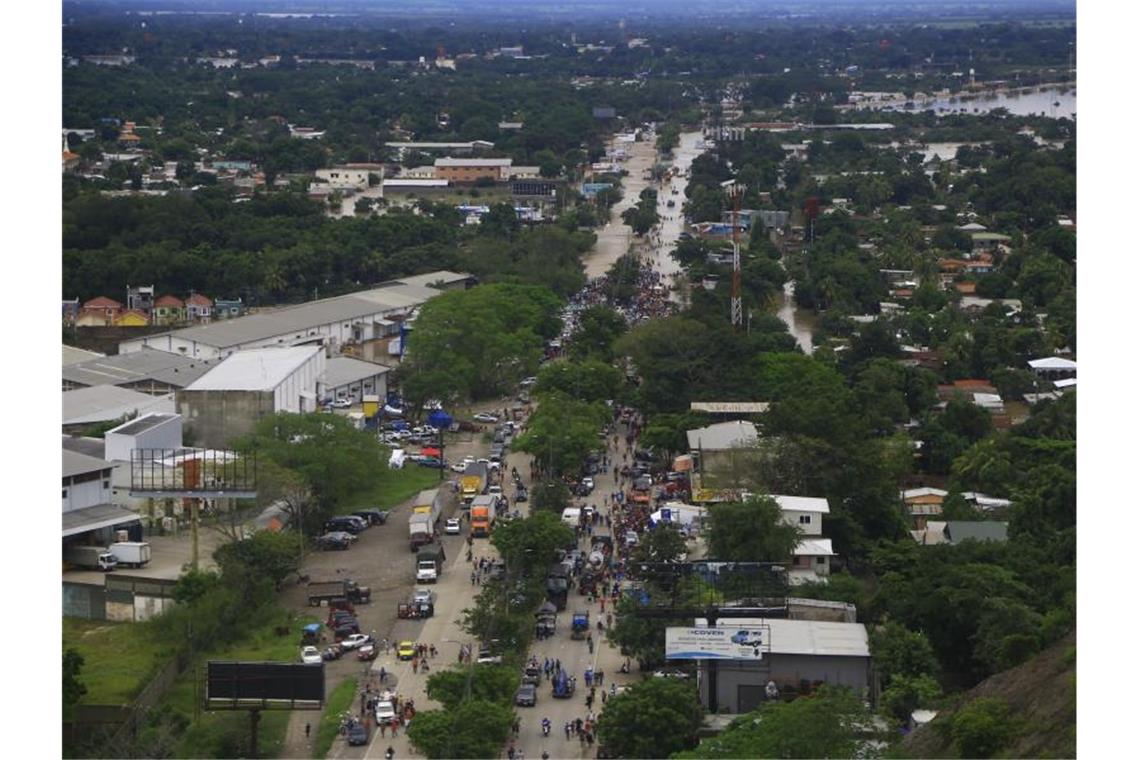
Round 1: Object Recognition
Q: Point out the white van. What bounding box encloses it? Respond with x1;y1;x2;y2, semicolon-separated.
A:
561;507;582;527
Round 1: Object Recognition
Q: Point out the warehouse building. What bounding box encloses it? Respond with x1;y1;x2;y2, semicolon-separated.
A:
694;617;872;714
176;346;326;448
63;385;176;430
118;272;469;361
62;348;219;394
322;356;391;404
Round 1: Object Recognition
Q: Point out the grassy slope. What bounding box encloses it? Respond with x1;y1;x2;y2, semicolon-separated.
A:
338;464;443;512
899;632;1076;759
63;618;171;705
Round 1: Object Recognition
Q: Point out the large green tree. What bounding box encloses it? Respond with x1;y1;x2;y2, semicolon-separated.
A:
407;699;515;759
513;391;609;476
596;678;703;758
490;511;575;579
675;685;884;759
425;664;518;709
534;359;623;404
705;495;801;562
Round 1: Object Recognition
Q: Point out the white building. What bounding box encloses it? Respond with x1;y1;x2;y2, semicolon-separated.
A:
322;357;391;403
104;413;183;463
63;449;139;541
177;346;327;448
315;165;380;190
119;273;467;361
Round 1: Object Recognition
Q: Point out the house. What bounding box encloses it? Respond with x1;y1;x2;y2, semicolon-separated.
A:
81;296;123;324
113;309;150;327
1028;356;1077;381
63;348;220;395
119;272;467;361
213;298;244;319
960;492;1013;512
434;157;513;183
153;295;185;325
63;385;177;429
911;520;1009;545
185;293;213;322
693;617;871;714
315;166;375;190
126;284;155;314
176;346;327;448
970;232;1012;253
900;487;948;529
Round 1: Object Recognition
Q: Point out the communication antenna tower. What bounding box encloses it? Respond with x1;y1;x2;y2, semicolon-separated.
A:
722;180;746;328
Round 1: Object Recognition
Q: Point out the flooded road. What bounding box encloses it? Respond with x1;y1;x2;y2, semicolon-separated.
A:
776;280;818;355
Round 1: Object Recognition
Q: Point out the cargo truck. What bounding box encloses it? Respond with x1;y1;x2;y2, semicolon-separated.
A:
412;488;444;526
307;579;372;606
470;495;497;538
109;541;151;568
415;545;446;583
64;545;118;572
546;563;570;610
460;462;488;504
409;513;434;551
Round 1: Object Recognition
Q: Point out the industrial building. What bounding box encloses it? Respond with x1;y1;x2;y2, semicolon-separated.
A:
694;617;872;714
62;348;220;394
176;346;326;448
62;449;139;542
434;157;514;183
322;356;390;403
118;271;470;361
63;385;176;429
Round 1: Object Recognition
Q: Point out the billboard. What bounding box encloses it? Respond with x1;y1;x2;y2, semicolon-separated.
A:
666;627;765;660
206;661;325;710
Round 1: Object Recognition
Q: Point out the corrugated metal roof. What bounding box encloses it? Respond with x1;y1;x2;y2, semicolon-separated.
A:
772;495;830;514
63;348;219;389
1029;357;1077;371
323;357;390;390
185;346;322;392
61;435;106;459
395;271;472;288
794;538;835;556
686;420;759;451
694;618;870;658
63;386;176;425
63;345;104;366
945;521;1009;544
62;503;139;537
106;413;180;437
63;449;114;478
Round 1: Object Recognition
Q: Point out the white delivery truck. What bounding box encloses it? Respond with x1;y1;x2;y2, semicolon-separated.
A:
561;507;582;527
64;545;118;571
109;542;151;568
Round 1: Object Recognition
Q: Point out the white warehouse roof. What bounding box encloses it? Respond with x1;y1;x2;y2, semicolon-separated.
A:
694;617;869;658
323;356;390;389
686;420;759;451
1028;357;1077;371
63;385;176;426
185;346;322;392
771;495;831;514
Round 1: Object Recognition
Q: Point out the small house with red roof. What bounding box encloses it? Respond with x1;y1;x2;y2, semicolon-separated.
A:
185;293;213;322
78;296;123;326
153;295;185;325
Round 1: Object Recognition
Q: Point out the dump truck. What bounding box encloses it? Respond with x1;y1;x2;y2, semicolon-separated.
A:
470;495;497;538
409;513;434;551
415;545;446;583
307;579;372;607
460;461;488;504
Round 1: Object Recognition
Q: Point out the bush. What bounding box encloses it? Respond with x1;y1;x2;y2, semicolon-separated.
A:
950;697;1016;758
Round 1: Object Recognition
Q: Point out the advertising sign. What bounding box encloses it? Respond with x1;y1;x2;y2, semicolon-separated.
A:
666;627;765;660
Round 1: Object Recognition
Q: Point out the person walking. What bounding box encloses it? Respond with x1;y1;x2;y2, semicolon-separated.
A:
305;722;311;740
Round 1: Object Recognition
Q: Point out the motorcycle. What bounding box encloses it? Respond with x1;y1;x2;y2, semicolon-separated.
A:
542;718;551;737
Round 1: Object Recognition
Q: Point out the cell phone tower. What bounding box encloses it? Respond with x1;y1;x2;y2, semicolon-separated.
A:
722;180;746;328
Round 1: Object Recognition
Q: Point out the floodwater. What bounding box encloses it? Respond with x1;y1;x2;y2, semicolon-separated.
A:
776;280;818;355
864;85;1076;119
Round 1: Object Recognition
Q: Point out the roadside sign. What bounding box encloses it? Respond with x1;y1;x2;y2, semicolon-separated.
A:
666;627;765;660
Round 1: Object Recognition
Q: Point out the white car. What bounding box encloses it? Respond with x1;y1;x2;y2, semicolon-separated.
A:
375;697;396;723
300;646;322;665
413;588;437;605
474;413;499;423
445;518;462;535
331;398;353;409
340;633;372;651
451;461;468;473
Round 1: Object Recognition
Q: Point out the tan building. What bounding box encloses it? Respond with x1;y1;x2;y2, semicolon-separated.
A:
434;157;513;183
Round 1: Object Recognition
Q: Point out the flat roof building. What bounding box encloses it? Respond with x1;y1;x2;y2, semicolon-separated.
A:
63;385;176;428
62;348;220;394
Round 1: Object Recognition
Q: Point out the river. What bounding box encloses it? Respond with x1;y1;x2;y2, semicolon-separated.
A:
860;84;1076;119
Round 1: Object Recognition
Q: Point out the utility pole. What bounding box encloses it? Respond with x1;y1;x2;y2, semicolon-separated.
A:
722;180;746;328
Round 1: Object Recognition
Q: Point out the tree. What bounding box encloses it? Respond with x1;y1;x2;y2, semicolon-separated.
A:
568;305;627;362
426;664;518;709
213;530;303;590
631;524;687;565
490;511;575;578
238;413;384;512
63;649;88;717
870;621;939;683
705;495;801;562
596;678;703;759
949;698;1017;759
880;674;941;726
531;478;571;514
513;392;609;476
535;359;622;404
407;699;515;759
675;685;884;759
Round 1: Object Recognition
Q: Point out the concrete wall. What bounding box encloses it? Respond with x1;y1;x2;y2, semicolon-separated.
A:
176;389;275;448
781;509;822;536
699;653;871;713
64;469;113;513
63;581;107;620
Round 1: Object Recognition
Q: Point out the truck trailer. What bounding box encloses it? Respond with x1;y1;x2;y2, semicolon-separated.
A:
409;513;434;551
460;461;488;503
469;495;497;538
307;579;371;606
109;541;151;568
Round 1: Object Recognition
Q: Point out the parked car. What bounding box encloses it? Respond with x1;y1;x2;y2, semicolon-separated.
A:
412;588;437;605
331;398;353;409
515;683;538;707
325;516;367;534
445;518;461;535
474;412;499;423
353;508;389;526
346;720;369;746
450;461;469;472
417;456;446;469
340;633;372;651
397;640;417;660
316;532;352;551
300;646;322;665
